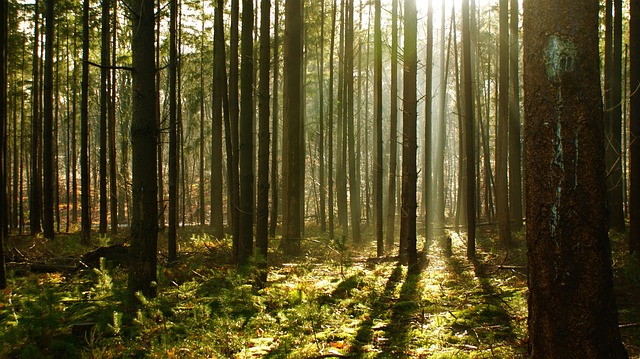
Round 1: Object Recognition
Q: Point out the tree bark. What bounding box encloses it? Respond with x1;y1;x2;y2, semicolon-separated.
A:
496;0;512;247
269;0;280;238
280;0;303;256
0;0;8;289
462;0;476;260
168;0;178;263
630;0;640;253
385;0;398;252
80;0;90;244
327;0;337;241
211;0;225;239
401;0;418;273
523;0;628;356
508;0;522;230
256;0;270;284
42;0;54;240
128;0;158;301
238;0;254;265
30;0;42;235
374;0;383;256
99;0;110;235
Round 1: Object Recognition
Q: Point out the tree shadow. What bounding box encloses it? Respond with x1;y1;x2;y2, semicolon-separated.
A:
349;264;404;357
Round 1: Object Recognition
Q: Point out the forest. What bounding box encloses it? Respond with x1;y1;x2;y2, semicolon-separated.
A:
0;0;639;357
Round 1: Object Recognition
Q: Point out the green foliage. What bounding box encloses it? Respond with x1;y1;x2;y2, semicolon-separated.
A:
10;227;640;357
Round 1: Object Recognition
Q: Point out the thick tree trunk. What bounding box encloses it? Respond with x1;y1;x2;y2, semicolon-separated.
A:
280;0;303;256
128;0;158;301
523;0;628;356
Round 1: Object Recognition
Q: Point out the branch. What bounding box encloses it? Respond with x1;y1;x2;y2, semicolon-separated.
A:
85;61;134;72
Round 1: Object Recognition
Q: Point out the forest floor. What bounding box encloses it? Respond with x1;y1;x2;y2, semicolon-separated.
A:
0;224;639;358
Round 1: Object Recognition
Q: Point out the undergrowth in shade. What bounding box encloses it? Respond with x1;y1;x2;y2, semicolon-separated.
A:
0;226;637;358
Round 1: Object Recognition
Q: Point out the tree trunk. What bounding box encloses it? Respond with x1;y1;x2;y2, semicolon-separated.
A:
385;0;398;252
269;0;279;238
327;0;336;241
211;0;225;239
345;0;361;244
374;0;383;256
461;0;476;260
99;0;110;235
199;1;206;227
496;0;512;247
128;0;158;301
256;0;270;284
1;0;8;289
238;0;254;265
630;0;640;253
109;0;118;234
508;0;522;230
606;0;625;232
401;0;418;273
229;0;240;260
422;0;433;244
42;0;54;240
523;0;628;356
80;0;90;244
30;0;42;235
168;0;178;263
280;0;303;256
318;0;326;234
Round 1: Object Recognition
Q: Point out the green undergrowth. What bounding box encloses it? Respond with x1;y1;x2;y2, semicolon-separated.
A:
0;226;636;358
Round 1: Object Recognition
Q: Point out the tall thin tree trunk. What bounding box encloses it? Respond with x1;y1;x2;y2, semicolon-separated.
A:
80;0;90;244
256;0;271;285
1;0;8;288
110;0;118;234
401;0;418;272
229;0;241;260
629;0;639;253
211;0;224;239
30;0;42;235
496;0;512;247
345;0;361;244
99;0;110;234
168;0;178;263
238;0;254;265
462;0;476;260
269;0;280;238
42;0;54;239
423;0;433;243
327;0;337;241
508;0;522;230
374;0;383;256
385;0;398;251
319;0;326;234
